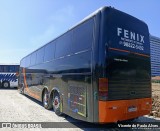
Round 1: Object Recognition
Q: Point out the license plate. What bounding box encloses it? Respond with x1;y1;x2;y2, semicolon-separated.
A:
128;106;137;112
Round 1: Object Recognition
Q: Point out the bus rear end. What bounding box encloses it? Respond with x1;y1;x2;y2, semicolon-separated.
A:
97;7;151;123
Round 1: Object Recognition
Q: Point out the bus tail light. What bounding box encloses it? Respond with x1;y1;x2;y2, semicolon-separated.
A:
98;78;108;100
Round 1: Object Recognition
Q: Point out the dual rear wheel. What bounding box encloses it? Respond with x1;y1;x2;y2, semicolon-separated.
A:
43;90;62;116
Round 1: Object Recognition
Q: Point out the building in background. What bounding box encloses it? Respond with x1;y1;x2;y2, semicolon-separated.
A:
150;35;160;77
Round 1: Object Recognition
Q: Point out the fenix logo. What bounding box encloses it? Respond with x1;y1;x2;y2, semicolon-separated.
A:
117;27;145;43
0;74;17;82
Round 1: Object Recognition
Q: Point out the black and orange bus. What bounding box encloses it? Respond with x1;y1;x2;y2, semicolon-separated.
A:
18;7;151;123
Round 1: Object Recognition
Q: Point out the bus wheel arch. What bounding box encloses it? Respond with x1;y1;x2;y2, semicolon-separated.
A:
2;81;10;88
42;87;52;110
52;88;63;116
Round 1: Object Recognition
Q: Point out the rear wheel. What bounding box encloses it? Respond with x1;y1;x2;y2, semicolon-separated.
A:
2;81;10;88
53;92;63;116
19;84;24;94
43;89;52;110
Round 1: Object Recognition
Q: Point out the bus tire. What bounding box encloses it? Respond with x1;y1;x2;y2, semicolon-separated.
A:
20;89;24;94
53;92;63;116
2;81;10;88
19;85;24;94
43;89;52;110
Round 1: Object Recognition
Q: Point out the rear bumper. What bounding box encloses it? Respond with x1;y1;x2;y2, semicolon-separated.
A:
98;98;152;123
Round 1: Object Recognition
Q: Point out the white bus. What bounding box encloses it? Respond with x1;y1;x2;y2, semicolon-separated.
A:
0;64;19;88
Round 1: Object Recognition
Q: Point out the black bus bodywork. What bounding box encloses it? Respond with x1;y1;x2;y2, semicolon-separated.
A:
19;7;151;123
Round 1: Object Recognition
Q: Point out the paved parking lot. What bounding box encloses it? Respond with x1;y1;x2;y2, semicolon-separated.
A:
0;88;160;131
0;88;80;131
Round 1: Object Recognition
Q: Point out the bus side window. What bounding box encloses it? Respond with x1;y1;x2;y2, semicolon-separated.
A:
72;18;94;53
25;55;31;67
30;52;37;66
21;59;25;67
36;47;45;64
3;65;8;72
9;65;14;72
44;41;56;62
55;31;72;58
0;66;3;72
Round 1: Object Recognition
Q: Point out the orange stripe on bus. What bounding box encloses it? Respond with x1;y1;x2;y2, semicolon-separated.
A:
23;68;40;100
109;47;130;53
99;98;152;123
109;47;150;58
133;52;150;57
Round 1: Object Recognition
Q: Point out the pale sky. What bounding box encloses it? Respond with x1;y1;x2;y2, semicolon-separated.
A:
0;0;159;64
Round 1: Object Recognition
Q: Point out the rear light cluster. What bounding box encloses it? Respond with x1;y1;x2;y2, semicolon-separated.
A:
98;78;108;100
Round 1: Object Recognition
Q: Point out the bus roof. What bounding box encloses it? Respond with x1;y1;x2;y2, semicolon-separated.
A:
21;6;146;61
0;63;19;65
20;6;109;61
